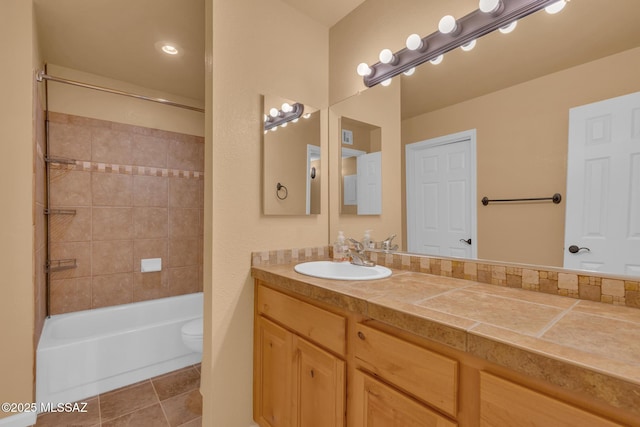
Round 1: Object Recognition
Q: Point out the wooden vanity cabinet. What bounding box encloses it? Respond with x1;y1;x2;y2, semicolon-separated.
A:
254;284;346;427
254;280;634;427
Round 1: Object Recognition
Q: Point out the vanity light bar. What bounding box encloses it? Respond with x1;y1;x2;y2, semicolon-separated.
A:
264;102;305;131
361;0;565;88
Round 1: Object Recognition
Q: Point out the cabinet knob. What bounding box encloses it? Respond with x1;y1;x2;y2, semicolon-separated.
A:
357;331;365;340
310;369;315;378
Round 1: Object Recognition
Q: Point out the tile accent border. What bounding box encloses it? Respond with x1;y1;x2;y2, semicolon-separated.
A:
251;246;640;310
49;161;204;180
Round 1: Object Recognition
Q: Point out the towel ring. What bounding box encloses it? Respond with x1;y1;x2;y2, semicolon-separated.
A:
276;182;288;200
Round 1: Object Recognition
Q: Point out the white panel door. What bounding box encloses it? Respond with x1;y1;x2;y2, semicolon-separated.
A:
564;91;640;276
357;151;382;215
406;130;476;258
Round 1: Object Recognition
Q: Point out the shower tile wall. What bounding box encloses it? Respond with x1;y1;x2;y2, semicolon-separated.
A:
34;87;47;343
47;112;204;315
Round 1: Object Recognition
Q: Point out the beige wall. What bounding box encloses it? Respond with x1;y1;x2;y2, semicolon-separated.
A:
204;0;329;425
0;0;37;416
47;64;204;137
402;47;640;267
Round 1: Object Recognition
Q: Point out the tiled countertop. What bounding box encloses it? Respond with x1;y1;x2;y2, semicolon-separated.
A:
251;262;640;415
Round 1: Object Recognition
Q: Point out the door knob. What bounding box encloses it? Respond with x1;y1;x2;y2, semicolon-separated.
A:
568;245;590;254
460;238;472;245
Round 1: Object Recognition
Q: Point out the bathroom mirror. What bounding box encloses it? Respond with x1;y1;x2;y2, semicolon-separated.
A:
329;0;640;278
263;95;321;215
340;117;382;215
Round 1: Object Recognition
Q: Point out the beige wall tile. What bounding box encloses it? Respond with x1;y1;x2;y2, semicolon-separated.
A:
92;240;133;275
169;239;199;267
169;208;200;238
133;175;168;207
169;178;202;208
92;173;133;206
134;207;168;239
48;121;92;160
133;271;170;302
50;277;92;314
168;138;204;171
50;170;92;206
49;241;92;279
131;134;168;168
93;208;133;241
49;207;92;243
92;128;132;164
168;266;199;295
92;273;133;308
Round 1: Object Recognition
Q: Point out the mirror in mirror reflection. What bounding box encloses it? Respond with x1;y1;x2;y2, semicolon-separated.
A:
340;117;382;215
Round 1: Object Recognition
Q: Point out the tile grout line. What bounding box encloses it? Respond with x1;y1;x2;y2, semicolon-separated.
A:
150;376;172;427
534;299;581;338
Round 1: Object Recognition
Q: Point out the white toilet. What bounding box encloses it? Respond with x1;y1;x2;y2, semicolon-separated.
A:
181;318;203;353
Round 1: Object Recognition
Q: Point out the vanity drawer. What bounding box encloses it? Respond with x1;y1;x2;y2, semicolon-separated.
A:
480;371;623;427
257;285;346;356
353;323;458;417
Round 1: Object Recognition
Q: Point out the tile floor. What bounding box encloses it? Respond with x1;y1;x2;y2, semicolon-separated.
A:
34;364;202;427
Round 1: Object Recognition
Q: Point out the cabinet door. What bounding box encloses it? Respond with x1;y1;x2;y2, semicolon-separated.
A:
480;372;623;427
352;370;457;427
292;336;345;427
255;317;292;427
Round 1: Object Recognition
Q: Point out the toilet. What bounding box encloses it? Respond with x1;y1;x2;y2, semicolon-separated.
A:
181;318;203;353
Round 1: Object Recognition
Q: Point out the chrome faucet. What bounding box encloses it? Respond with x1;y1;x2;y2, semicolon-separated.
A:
347;238;376;267
381;234;399;253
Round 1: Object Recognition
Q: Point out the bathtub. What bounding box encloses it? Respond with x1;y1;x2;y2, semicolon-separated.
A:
36;292;202;406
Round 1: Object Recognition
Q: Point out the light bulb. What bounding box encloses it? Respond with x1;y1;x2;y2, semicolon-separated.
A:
303;113;311;119
381;78;392;87
356;62;372;77
270;127;277;132
438;15;457;34
161;44;179;55
545;0;566;14
403;67;415;76
406;34;423;51
430;55;444;65
292;118;299;123
461;40;476;51
263;114;268;122
499;21;517;34
281;102;292;113
281;122;288;128
379;49;395;64
269;108;279;118
479;0;501;14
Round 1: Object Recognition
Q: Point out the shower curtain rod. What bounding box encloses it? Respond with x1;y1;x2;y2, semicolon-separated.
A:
36;70;205;113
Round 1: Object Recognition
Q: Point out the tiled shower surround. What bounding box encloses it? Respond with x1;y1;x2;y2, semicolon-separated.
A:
47;112;204;314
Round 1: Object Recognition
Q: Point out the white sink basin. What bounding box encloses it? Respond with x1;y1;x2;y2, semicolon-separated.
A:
294;261;392;281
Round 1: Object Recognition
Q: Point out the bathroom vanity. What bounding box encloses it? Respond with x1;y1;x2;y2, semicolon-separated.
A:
251;256;640;427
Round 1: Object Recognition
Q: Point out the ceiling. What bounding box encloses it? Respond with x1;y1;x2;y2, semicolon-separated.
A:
399;0;640;118
33;0;364;103
34;0;640;115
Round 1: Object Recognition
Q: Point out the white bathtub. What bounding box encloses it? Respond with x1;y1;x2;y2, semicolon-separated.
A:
36;292;203;406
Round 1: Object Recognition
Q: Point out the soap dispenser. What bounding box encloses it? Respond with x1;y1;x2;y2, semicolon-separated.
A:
362;229;373;250
333;231;347;262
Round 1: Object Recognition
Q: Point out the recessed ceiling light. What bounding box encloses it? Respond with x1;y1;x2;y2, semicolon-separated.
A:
154;41;183;57
162;44;179;55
